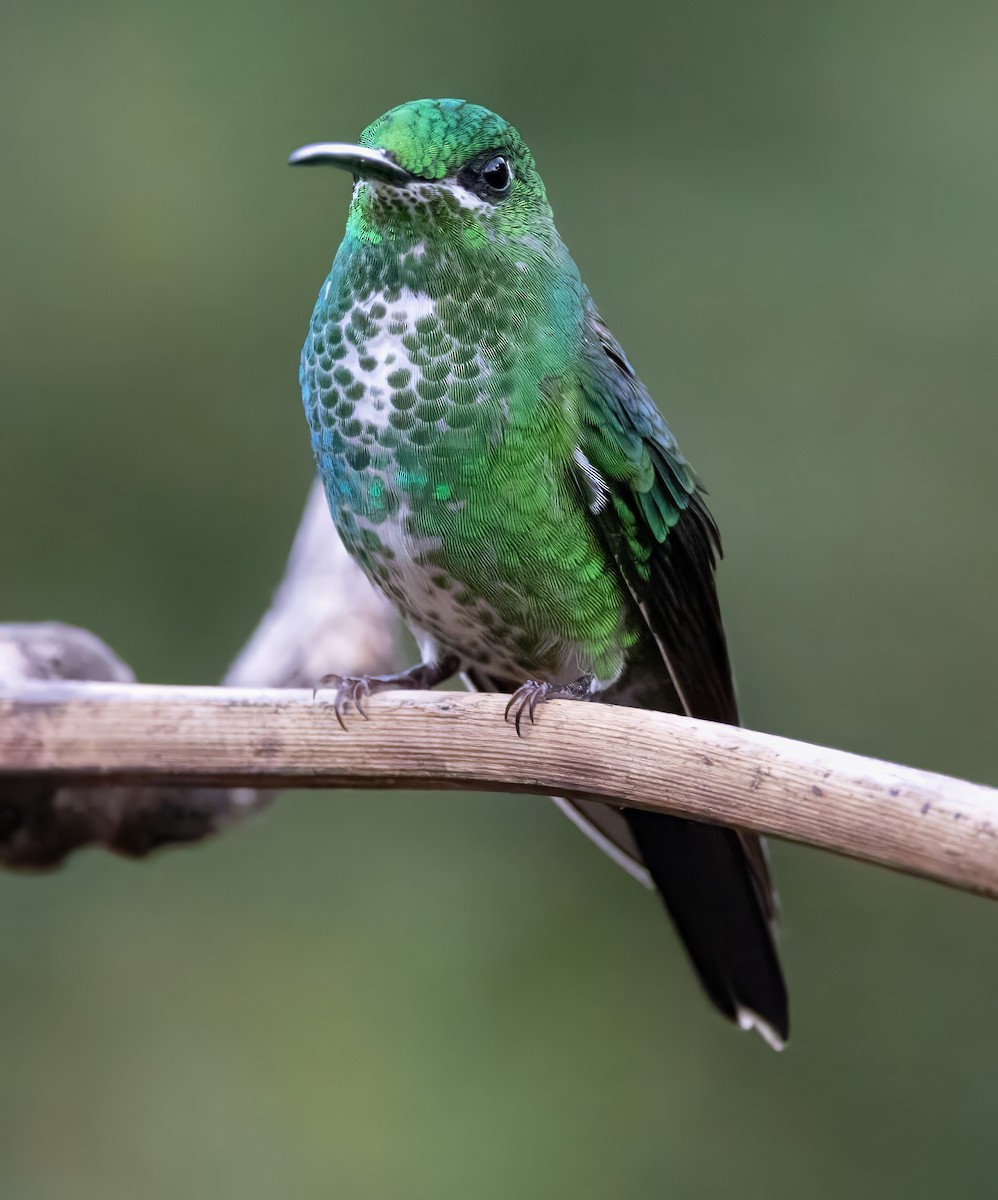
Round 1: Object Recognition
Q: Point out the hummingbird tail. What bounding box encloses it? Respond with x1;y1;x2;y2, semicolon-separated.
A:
623;808;789;1050
461;665;789;1046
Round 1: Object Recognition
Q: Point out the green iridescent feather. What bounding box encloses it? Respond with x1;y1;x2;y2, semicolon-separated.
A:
294;98;789;1046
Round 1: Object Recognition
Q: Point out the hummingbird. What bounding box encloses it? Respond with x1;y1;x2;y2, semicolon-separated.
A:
291;99;789;1048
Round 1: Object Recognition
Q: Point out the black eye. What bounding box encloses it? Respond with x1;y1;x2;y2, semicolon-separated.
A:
481;155;511;193
458;151;514;201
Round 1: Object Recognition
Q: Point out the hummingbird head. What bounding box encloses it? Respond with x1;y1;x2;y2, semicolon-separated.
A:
290;99;557;251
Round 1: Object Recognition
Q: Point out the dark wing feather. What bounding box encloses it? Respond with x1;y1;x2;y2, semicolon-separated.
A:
576;307;738;724
572;304;788;1045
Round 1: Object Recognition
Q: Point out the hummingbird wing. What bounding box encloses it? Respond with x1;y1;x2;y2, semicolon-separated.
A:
567;304;789;1047
576;307;738;721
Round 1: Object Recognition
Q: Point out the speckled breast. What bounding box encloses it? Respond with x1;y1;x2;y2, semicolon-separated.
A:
301;282;551;679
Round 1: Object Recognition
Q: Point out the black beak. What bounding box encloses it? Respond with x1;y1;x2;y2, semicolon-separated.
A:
288;142;412;185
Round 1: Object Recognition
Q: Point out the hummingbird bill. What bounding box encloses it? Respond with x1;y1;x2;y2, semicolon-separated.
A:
291;99;789;1048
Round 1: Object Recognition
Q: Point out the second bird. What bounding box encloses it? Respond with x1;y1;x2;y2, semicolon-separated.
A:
292;98;789;1048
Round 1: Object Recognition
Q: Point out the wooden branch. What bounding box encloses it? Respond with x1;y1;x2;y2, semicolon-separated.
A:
0;482;401;869
2;680;996;898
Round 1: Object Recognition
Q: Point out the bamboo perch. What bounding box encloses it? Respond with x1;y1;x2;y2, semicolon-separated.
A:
1;680;996;898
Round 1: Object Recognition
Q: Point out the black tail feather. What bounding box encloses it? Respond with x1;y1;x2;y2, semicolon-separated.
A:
464;666;790;1047
624;808;790;1048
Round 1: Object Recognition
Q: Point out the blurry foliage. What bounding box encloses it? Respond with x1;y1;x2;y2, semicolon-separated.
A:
2;0;998;1196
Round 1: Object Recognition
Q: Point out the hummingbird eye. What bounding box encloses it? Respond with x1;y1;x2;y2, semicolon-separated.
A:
481;155;511;193
458;151;514;201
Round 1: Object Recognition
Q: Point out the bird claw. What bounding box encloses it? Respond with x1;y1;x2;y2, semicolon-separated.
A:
504;675;595;738
313;657;462;730
316;673;374;731
504;680;553;738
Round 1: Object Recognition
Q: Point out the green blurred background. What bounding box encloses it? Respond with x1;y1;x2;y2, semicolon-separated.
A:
3;1;998;1196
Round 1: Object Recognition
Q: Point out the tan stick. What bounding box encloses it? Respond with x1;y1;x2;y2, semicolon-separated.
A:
0;483;400;868
2;680;996;898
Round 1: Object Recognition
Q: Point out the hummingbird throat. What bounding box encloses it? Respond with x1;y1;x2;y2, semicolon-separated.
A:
347;178;494;249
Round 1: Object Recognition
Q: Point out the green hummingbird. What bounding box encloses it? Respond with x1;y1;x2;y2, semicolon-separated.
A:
291;98;789;1048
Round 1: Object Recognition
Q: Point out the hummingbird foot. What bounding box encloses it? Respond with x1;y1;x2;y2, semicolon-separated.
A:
504;674;595;739
316;655;460;731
